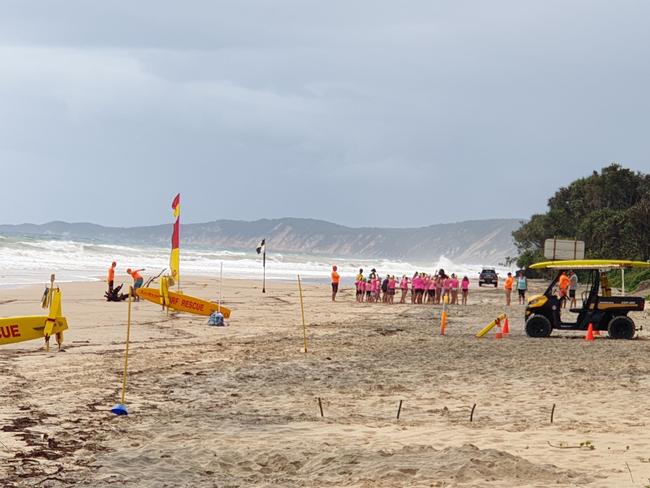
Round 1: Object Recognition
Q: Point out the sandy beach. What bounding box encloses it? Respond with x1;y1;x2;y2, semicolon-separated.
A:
2;276;650;487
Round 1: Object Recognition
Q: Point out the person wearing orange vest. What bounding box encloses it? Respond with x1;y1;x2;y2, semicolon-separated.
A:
331;265;341;302
126;268;145;300
558;271;570;308
504;272;514;306
107;261;117;294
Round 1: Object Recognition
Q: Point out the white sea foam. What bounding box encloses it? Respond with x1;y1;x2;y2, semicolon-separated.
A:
0;236;511;288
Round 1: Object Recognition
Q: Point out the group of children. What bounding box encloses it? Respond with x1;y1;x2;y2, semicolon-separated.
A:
351;268;471;305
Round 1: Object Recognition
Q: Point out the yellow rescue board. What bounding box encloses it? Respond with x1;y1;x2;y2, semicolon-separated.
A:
0;316;68;346
136;288;231;318
530;259;650;270
475;313;506;338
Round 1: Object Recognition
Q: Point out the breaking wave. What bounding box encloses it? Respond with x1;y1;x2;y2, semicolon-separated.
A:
0;235;507;288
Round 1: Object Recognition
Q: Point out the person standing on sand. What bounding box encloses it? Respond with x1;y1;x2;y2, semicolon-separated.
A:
331;265;340;302
127;268;145;300
381;276;389;303
504;272;514;306
399;275;409;303
387;275;395;304
461;276;470;305
569;270;579;308
442;273;449;304
411;272;418;303
435;274;443;304
516;271;527;304
107;261;116;294
449;274;459;305
355;269;364;302
373;275;381;302
428;275;436;304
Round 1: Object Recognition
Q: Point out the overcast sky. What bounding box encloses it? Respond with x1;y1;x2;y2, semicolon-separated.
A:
0;1;648;228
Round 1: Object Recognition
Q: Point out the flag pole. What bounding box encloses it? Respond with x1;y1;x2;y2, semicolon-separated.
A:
177;214;181;293
257;238;267;294
263;245;266;294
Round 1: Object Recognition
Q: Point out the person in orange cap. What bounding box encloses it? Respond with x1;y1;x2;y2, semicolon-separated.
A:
504;272;514;306
107;261;116;294
331;265;341;301
127;267;145;300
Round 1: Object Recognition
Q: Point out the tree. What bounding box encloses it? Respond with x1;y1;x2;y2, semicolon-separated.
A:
513;164;650;268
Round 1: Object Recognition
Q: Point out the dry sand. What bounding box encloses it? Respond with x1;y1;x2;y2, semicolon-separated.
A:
1;276;650;487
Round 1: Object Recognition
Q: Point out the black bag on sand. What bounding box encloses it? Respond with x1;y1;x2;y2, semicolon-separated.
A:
105;284;129;302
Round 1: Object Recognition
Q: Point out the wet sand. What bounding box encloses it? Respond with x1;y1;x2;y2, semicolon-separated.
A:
1;276;650;487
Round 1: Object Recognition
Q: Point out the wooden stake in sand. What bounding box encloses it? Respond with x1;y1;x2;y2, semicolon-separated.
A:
111;287;133;416
550;403;556;424
317;397;324;417
396;400;403;420
469;403;477;422
297;274;308;353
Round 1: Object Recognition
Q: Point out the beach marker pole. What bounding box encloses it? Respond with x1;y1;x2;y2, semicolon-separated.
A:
317;397;324;417
440;295;448;335
112;287;133;416
396;400;403;420
44;274;56;351
262;243;266;294
218;261;223;313
622;268;625;296
469;403;477;422
297;274;308;353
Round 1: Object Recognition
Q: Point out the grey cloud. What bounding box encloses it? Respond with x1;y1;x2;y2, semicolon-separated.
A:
0;1;648;227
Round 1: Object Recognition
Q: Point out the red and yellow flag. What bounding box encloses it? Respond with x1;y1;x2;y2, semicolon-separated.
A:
170;194;180;283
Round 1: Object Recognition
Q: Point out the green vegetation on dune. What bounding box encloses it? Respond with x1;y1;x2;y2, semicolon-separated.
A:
606;268;650;293
513;164;650;271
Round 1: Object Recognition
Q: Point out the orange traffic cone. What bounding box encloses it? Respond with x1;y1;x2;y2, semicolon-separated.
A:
495;319;503;340
585;323;594;341
502;316;510;336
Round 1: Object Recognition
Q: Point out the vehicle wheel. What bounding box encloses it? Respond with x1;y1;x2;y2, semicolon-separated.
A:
525;315;552;338
607;316;635;339
494;283;498;288
478;283;482;287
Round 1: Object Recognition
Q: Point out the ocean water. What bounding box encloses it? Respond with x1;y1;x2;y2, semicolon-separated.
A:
0;235;508;288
